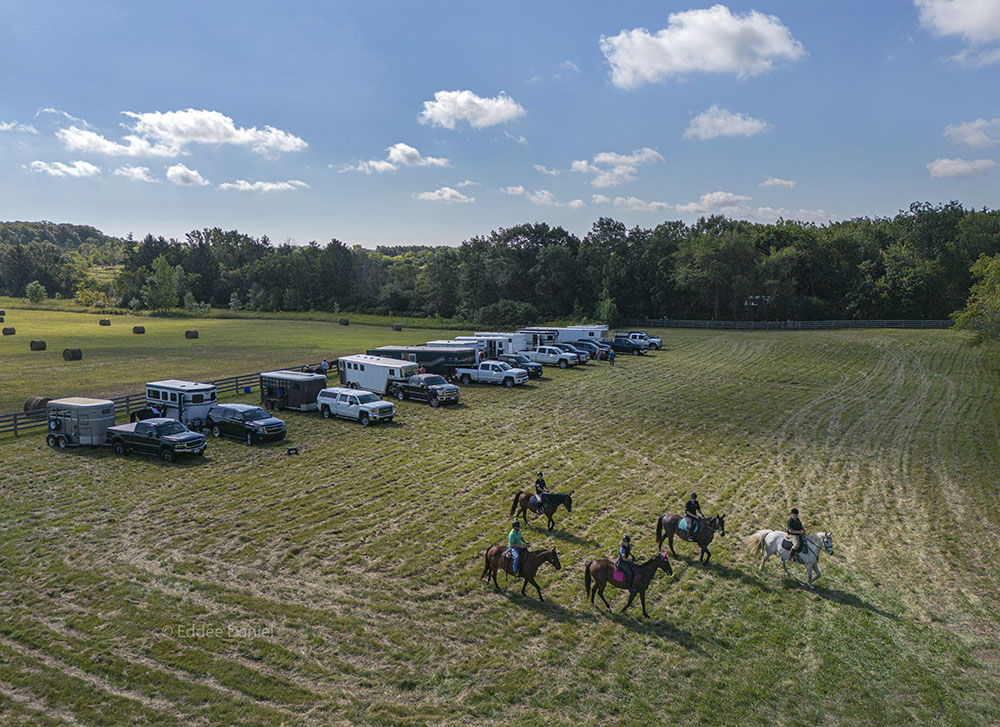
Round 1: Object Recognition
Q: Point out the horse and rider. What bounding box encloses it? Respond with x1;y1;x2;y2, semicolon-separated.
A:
510;471;573;531
481;520;562;600
585;535;673;617
655;492;726;563
746;507;834;590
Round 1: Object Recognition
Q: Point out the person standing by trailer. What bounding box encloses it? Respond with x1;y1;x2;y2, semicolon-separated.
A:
609;349;616;366
321;359;330;375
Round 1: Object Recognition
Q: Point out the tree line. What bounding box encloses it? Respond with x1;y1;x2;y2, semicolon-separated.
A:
3;203;1000;328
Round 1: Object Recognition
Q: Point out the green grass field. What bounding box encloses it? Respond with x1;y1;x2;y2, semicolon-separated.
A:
0;307;998;726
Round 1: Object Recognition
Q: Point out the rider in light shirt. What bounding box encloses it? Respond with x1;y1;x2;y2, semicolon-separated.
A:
508;521;528;576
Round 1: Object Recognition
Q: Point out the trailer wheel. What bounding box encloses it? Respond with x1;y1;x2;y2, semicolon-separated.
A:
264;400;274;411
160;448;175;463
359;413;370;427
396;389;405;401
49;419;60;431
460;374;471;385
322;406;332;419
429;397;440;408
46;434;57;448
559;360;568;369
112;440;126;456
503;377;514;388
211;425;222;438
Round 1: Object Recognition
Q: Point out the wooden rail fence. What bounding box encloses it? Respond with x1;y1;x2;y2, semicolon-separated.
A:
635;319;953;331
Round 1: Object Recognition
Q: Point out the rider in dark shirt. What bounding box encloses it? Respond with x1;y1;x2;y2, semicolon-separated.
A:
617;535;637;592
685;492;703;534
535;471;550;511
787;508;805;559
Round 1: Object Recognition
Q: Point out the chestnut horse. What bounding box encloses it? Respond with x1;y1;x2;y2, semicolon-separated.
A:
584;553;673;618
655;513;726;563
481;546;562;600
510;491;573;531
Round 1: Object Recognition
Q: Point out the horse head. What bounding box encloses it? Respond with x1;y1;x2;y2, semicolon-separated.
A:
564;493;572;513
822;532;834;555
711;514;726;536
549;549;562;570
658;552;674;576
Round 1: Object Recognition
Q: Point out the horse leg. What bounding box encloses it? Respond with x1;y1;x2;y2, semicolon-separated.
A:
702;544;711;563
492;566;502;591
621;591;636;614
597;587;612;613
760;551;770;571
529;577;543;601
640;591;649;618
668;532;677;557
781;558;791;579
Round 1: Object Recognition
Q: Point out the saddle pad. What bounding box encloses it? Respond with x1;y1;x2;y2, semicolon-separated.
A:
781;538;793;551
611;568;627;584
678;518;698;534
530;495;540;508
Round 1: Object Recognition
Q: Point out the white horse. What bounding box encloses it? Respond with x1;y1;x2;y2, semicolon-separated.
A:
745;530;834;590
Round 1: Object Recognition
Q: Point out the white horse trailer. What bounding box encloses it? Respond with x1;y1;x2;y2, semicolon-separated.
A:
145;379;217;429
338;354;419;395
474;332;530;354
560;325;610;342
46;397;116;449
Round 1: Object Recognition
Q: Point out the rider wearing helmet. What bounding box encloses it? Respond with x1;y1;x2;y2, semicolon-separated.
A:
685;492;703;534
535;471;551;512
787;508;805;560
508;521;529;576
617;535;638;593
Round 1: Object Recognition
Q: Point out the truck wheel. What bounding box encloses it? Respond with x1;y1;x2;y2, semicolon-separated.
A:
160;448;175;463
461;374;472;385
429;397;440;408
246;433;254;446
396;389;405;401
503;378;513;388
46;434;57;448
559;360;568;369
633;349;639;356
57;436;67;449
649;343;658;350
112;440;127;456
212;425;222;438
359;413;370;426
322;406;332;419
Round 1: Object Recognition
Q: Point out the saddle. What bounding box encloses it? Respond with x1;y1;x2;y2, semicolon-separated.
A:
529;494;542;510
677;517;700;535
611;567;628;584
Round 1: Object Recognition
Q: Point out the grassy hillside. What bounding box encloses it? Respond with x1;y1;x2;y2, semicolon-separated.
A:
0;317;998;726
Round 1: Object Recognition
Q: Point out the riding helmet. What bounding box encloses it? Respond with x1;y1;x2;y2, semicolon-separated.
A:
622;535;630;542
791;507;798;514
537;471;543;476
690;492;697;499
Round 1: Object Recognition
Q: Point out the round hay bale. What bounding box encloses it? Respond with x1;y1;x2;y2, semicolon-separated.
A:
132;325;145;334
392;323;403;331
2;327;14;336
99;318;111;326
0;309;5;315
29;340;46;351
62;348;83;361
339;318;350;326
24;396;51;412
184;329;199;339
0;316;4;323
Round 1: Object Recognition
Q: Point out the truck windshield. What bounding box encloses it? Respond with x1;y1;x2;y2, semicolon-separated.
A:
423;376;447;386
156;422;187;436
496;362;511;370
357;394;379;404
243;408;270;421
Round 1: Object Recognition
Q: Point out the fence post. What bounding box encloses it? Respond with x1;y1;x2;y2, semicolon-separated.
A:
13;413;17;437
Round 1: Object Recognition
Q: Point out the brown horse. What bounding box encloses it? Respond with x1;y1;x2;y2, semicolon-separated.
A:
655;513;726;563
510;491;573;531
584;553;673;618
481;546;562;600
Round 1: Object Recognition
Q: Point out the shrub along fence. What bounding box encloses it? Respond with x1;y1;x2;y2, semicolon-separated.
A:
634;319;953;331
0;363;320;438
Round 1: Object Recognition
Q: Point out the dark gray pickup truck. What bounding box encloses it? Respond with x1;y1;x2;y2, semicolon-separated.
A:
106;418;207;462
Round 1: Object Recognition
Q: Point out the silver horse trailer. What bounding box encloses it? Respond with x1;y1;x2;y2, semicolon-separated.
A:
46;397;116;449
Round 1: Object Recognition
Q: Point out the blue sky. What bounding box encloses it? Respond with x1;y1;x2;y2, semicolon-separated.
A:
1;1;998;247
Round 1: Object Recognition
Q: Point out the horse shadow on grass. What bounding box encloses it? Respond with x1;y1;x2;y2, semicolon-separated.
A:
604;609;721;655
675;555;775;595
494;586;585;624
545;529;601;549
815;586;899;621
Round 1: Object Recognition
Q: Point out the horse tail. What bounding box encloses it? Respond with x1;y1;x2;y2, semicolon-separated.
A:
510;491;522;517
584;560;592;597
656;515;664;547
744;530;770;558
481;547;491;580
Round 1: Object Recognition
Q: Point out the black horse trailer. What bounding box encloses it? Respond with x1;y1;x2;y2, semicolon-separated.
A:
366;345;476;378
260;370;327;411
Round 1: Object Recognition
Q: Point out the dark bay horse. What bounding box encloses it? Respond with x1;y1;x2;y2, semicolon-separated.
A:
481;546;562;600
656;513;726;563
584;553;673;618
510;491;573;531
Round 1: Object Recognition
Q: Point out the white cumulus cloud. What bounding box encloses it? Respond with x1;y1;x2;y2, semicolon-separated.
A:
916;0;1000;43
0;121;37;133
676;190;753;215
600;4;805;88
591;194;611;204
526;189;559;206
57;109;307;158
944;117;1000;147
113;165;156;183
572;147;664;187
37;108;92;127
219;179;309;192
926;157;997;177
502;185;526;196
614;196;671;212
534;164;560;175
568;199;585;209
345;142;449;174
414;186;475;203
684;105;770;140
28;160;100;178
166;163;209;186
418;90;525;129
759;176;797;188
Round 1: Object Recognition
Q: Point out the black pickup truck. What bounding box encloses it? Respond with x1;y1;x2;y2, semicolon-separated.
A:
388;374;461;407
106;418;207;462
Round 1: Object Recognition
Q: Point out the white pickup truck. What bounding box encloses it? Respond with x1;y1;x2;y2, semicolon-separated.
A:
316;387;396;425
521;346;578;369
454;361;530;387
